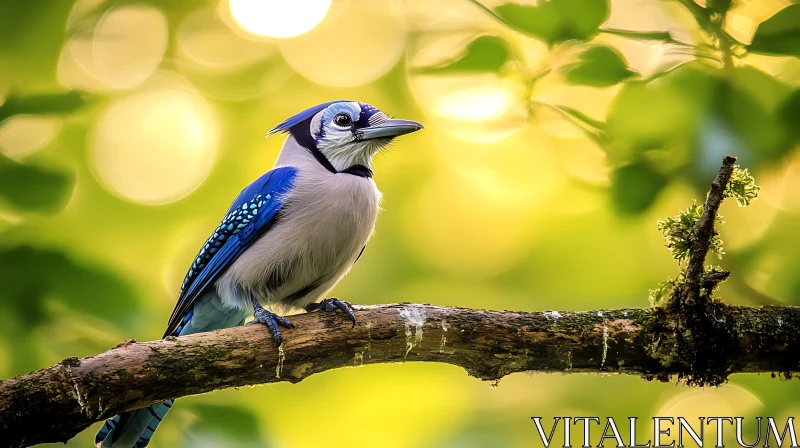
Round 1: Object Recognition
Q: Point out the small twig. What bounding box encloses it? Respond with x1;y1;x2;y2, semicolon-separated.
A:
683;155;737;290
699;269;730;291
598;28;690;47
465;0;511;29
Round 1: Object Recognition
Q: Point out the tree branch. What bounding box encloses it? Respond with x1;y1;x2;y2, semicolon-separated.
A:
684;155;736;291
1;303;800;447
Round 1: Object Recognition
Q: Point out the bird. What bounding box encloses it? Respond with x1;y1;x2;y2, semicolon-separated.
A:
95;100;423;448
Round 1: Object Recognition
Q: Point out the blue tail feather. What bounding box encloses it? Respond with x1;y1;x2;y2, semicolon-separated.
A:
95;415;119;445
133;401;173;447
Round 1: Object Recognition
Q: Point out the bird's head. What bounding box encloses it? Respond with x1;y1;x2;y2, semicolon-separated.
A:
268;100;423;176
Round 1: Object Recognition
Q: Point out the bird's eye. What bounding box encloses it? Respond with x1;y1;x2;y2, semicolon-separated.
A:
333;113;352;127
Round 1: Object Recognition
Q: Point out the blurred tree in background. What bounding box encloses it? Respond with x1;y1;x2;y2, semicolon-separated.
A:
0;0;799;446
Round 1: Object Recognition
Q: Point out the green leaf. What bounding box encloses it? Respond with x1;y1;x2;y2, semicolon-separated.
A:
730;65;794;111
779;89;800;145
599;29;680;44
563;45;635;86
605;68;711;163
0;154;75;213
0;91;90;123
611;161;668;215
494;0;609;45
556;105;605;133
712;75;789;166
0;245;138;330
610;160;668;215
749;4;800;57
416;35;509;75
542;103;608;144
0;245;138;374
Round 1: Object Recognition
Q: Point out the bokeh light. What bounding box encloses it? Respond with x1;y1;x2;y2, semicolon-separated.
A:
175;6;293;100
435;85;514;122
58;4;167;91
654;384;763;428
94;5;168;89
178;7;277;70
407;32;528;142
89;86;218;205
228;0;332;39
278;0;407;87
0;115;61;159
412;76;528;142
760;150;800;212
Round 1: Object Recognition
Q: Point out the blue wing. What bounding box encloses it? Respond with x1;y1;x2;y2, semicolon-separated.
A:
163;166;297;337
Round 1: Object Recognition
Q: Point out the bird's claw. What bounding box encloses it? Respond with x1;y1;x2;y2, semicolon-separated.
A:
306;297;356;328
246;308;295;345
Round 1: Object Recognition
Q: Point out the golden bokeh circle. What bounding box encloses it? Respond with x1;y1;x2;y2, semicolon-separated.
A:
278;0;407;87
0;115;61;159
228;0;332;39
89;88;218;205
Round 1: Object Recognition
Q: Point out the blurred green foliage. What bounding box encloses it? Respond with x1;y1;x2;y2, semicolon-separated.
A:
417;35;510;75
562;45;635;87
749;4;800;58
0;245;137;373
492;0;609;45
1;0;800;446
0;154;74;213
434;0;800;213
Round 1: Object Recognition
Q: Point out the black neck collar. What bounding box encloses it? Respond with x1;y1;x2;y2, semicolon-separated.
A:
290;119;373;179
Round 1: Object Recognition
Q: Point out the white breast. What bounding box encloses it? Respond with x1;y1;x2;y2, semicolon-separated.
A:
215;137;382;313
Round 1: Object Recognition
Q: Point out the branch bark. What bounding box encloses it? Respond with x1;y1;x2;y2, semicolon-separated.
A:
684;155;736;292
2;303;800;447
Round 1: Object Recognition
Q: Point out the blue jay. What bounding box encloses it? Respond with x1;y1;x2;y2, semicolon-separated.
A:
95;100;423;448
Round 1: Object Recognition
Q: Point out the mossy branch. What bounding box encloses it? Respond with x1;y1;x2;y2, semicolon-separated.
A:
1;303;800;447
684;155;736;292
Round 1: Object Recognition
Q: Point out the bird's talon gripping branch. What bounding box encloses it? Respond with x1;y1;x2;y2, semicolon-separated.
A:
306;297;357;328
247;306;296;345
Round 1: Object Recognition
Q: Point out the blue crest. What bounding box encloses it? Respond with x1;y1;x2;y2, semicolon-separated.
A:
267;100;352;136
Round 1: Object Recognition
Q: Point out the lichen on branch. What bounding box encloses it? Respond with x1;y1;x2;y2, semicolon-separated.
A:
649;155;765;386
652;156;759;307
657;200;724;264
725;166;760;207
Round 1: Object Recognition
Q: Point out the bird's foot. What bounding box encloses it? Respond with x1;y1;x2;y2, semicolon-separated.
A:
306;297;356;328
246;307;295;345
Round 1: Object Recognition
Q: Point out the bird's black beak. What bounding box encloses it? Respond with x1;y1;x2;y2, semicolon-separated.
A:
356;119;424;141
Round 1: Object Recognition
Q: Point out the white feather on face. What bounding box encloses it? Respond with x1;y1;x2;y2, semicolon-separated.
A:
310;101;391;171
